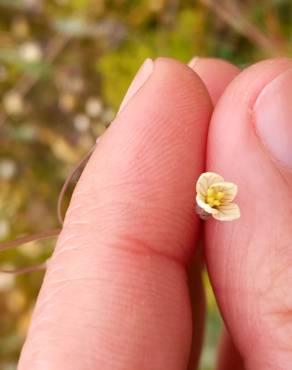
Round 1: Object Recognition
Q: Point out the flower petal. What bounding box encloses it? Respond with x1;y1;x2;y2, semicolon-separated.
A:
196;172;224;196
209;181;238;203
196;195;218;215
212;203;240;221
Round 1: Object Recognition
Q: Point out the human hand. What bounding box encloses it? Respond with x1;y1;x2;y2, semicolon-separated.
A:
18;57;292;370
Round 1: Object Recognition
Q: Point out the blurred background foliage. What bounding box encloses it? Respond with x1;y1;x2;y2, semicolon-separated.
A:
0;0;291;369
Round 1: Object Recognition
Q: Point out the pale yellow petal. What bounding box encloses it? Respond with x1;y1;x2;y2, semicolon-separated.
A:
212;203;240;221
196;195;218;215
196;172;224;196
209;181;238;204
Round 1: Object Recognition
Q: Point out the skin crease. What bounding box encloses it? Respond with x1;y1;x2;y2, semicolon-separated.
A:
17;57;292;370
217;328;245;370
187;58;243;370
206;58;292;369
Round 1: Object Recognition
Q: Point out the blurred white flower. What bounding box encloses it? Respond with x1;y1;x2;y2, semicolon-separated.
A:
93;123;107;137
3;91;24;115
85;97;103;118
101;107;115;124
0;65;8;81
196;172;240;221
0;272;14;292
0;219;10;239
19;41;42;63
73;114;90;132
0;159;17;180
58;92;76;113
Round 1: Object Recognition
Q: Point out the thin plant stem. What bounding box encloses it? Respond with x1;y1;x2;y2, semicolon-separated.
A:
57;144;96;225
0;228;61;252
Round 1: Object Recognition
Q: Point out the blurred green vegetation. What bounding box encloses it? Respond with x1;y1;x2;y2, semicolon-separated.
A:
0;0;291;369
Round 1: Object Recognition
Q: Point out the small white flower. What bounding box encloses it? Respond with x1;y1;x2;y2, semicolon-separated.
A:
196;172;240;221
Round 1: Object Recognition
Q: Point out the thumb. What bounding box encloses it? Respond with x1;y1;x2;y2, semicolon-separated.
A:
205;58;292;369
18;58;212;370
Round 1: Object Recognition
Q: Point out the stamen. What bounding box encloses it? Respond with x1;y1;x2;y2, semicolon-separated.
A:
206;188;225;208
207;188;215;197
216;191;224;200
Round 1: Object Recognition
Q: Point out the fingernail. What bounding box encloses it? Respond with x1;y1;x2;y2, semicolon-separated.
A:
188;56;199;69
118;58;154;113
254;68;292;168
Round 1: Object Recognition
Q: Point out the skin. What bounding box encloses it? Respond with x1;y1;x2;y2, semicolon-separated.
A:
17;57;292;370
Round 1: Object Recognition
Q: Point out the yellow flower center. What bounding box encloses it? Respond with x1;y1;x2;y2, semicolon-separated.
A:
206;188;224;208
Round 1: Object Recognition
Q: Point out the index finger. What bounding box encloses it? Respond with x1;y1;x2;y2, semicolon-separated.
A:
18;58;212;370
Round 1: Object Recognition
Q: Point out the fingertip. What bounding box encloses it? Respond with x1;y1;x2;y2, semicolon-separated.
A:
208;57;292;167
118;58;154;114
205;57;292;369
188;57;240;104
156;56;214;87
152;56;213;111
